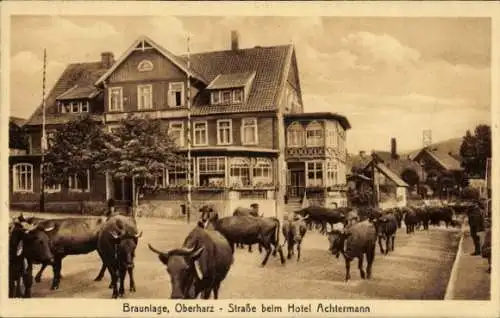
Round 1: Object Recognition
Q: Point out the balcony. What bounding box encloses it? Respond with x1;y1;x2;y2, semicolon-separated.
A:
286;146;325;159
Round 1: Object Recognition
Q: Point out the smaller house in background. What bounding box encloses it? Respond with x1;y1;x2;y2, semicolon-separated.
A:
364;159;409;209
9;116;27;155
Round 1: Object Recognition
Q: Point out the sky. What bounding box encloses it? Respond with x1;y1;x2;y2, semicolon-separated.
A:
10;16;491;154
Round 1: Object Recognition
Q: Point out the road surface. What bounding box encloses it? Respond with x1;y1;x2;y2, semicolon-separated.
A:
12;212;461;300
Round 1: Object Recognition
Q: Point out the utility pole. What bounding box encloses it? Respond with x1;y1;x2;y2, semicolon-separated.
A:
186;36;192;224
40;48;47;213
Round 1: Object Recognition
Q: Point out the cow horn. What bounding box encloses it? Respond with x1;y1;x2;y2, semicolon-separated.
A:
44;225;55;232
110;230;120;239
135;231;143;238
16;241;24;257
22;222;37;233
148;244;166;255
194;260;203;280
302;214;309;220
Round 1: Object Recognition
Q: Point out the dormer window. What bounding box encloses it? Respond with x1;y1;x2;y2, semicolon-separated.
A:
138;59;154;72
60;100;90;113
211;91;220;105
233;89;243;103
221;91;232;104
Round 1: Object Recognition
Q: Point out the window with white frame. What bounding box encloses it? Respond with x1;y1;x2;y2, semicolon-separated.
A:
13;163;33;192
326;160;338;186
68;170;90;192
241;118;258;145
71;101;80;113
307;161;323;187
253;158;273;185
233;89;243;103
217;119;232;145
81;101;89;112
306;121;324;147
229;157;250;187
137;59;154;72
287;122;304;147
193;121;208;146
167;159;193;186
221;91;232;104
137;84;153;110
326;123;337;148
198;157;225;187
168;82;184;107
41;164;61;193
169;121;184;147
211;91;221;105
109;87;123;112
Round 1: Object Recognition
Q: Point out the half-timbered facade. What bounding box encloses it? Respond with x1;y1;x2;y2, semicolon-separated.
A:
10;32;351;218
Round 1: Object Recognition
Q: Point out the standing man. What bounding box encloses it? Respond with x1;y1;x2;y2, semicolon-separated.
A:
467;201;485;256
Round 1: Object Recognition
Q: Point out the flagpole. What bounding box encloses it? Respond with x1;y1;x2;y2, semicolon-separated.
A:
40;49;47;213
186;36;192;224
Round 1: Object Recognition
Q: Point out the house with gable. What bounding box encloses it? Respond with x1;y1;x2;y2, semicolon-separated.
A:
10;31;351;218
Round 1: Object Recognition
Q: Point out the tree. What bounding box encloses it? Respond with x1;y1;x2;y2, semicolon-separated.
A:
44;114;107;189
460;125;491;178
401;168;420;192
101;114;180;213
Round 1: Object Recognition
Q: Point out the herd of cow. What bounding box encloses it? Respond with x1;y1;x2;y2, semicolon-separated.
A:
8;202;469;300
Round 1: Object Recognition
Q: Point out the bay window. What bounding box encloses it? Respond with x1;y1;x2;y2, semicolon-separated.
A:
229;157;250;187
326;160;339;186
198;157;225;187
307;161;323;187
306;121;324;146
12;163;33;192
287;122;304;147
253;158;273;185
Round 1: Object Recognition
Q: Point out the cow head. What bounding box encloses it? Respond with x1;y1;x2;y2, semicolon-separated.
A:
117;238;137;269
198;206;218;228
250;203;263;217
374;217;389;237
148;244;204;299
290;215;308;243
20;222;56;264
326;228;346;258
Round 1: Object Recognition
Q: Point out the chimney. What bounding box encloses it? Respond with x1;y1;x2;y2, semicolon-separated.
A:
101;52;115;68
391;138;398;159
231;30;239;51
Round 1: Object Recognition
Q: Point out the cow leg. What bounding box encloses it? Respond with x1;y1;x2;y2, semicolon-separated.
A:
344;259;351;282
287;240;292;260
128;267;136;292
297;243;301;262
378;236;385;254
366;245;375;279
385;236;390;255
391;236;395;251
260;242;272;266
248;244;252;253
358;255;366;279
94;263;107;281
23;262;33;298
118;268;126;297
50;258;62;290
213;281;221;300
110;267;119;298
35;263;48;283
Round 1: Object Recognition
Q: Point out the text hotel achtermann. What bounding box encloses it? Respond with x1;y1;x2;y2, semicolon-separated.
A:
122;302;372;315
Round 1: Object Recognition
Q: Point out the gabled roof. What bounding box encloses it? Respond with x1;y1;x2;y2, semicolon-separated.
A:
415;147;463;171
94;35;207;86
25;62;109;126
184;44;293;115
206;71;256;90
56;85;100;101
372;162;409;187
9;116;26;127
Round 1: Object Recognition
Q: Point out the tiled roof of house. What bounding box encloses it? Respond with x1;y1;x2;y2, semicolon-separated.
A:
25;62;109;126
425;148;463;171
206;71;256;90
56;85;101;100
184;45;292;115
375;162;409;187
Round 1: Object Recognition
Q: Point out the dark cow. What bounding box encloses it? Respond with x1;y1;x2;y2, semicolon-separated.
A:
414;206;430;230
327;220;377;282
232;204;262;252
199;206;285;266
96;215;142;298
375;213;398;254
20;216;107;290
282;214;308;261
148;225;234;299
393;208;404;228
404;207;418;234
295;206;347;234
427;206;454;227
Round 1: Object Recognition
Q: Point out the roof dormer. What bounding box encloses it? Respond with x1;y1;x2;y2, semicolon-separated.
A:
56;85;100;114
207;71;256;106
